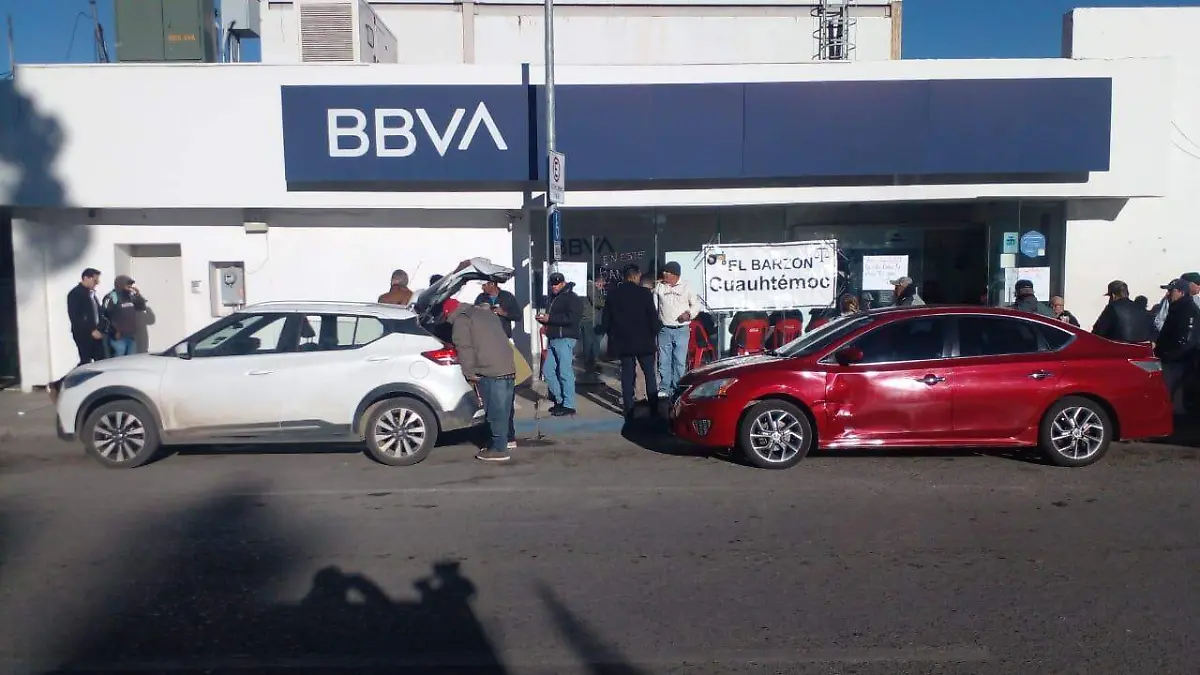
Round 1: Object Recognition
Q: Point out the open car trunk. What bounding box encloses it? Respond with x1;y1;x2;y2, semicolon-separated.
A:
413;258;516;339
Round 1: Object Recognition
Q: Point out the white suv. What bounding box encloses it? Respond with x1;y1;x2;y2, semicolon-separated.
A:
54;259;514;469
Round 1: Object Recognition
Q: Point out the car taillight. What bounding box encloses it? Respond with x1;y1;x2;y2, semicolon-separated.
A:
1130;359;1162;373
422;347;459;366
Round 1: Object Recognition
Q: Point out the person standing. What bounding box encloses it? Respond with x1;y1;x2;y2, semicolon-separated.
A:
1049;296;1080;327
102;275;147;357
890;276;925;307
578;277;603;373
536;272;583;416
1009;279;1054;317
1155;278;1199;415
603;264;660;419
1091;281;1147;342
378;269;414;306
49;268;107;401
474;280;520;340
450;302;517;462
653;261;703;397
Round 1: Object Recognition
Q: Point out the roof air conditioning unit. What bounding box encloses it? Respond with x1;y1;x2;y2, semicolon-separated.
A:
297;0;397;63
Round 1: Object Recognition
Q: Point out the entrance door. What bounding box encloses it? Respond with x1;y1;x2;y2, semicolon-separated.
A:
824;316;956;445
126;244;185;354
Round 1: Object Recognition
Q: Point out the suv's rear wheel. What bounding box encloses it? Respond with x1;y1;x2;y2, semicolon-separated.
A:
364;398;437;466
82;400;161;469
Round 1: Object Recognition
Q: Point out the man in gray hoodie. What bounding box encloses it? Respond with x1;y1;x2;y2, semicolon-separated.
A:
450;302;517;462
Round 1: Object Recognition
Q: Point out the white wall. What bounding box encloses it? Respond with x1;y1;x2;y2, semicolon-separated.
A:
13;208;514;390
0;56;1168;213
1061;8;1200;327
260;1;896;66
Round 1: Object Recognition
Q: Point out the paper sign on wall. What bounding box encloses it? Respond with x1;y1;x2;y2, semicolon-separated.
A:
702;240;838;311
1003;266;1051;303
1002;232;1019;254
861;255;909;291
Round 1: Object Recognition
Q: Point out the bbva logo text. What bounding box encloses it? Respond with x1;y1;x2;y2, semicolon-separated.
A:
326;102;509;158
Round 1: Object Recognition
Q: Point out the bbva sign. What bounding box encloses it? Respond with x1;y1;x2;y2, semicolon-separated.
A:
326;102;510;158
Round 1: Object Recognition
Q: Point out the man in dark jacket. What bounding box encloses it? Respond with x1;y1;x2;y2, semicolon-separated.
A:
1092;280;1149;343
474;280;520;340
1155;278;1199;415
602;264;660;418
450;302;517;462
1010;279;1055;317
535;272;583;416
102;274;148;357
68;267;107;365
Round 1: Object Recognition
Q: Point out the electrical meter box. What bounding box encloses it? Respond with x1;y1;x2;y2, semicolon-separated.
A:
221;0;261;37
209;262;246;317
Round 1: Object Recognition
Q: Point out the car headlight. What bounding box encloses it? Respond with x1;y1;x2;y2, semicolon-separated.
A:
686;378;738;401
62;370;103;390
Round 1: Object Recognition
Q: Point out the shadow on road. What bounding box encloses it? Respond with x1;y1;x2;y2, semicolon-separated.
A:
536;583;650;675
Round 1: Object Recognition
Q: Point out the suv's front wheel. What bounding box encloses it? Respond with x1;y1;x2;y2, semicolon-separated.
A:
82;400;162;469
364;398;437;466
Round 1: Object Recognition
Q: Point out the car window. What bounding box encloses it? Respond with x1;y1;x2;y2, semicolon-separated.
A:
192;314;288;357
1039;324;1074;351
849;317;950;364
297;314;389;352
779;314;873;357
958;316;1046;357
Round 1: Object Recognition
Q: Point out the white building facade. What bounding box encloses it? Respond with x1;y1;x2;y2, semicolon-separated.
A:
0;6;1196;391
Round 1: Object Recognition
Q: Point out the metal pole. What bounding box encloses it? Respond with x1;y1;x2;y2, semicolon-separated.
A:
544;0;558;275
88;0;102;63
6;15;15;77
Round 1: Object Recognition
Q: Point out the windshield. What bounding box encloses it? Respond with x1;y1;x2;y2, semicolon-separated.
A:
776;314;872;358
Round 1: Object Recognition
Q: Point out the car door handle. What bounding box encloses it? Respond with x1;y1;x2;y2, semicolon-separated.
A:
1029;370;1053;380
921;374;946;385
365;356;391;362
247;369;273;376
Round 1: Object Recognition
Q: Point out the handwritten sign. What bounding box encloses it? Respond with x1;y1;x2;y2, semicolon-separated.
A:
861;255;909;291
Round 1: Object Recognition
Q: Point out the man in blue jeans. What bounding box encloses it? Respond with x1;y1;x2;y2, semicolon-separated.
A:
536;272;584;416
102;275;147;357
653;261;704;397
450;301;517;462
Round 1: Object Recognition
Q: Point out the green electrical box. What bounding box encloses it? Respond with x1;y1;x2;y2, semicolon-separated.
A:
115;0;217;63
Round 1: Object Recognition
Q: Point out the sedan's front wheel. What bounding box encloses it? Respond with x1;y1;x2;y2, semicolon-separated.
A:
737;400;813;470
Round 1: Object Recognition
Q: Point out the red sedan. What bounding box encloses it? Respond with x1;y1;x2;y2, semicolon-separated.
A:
671;306;1172;469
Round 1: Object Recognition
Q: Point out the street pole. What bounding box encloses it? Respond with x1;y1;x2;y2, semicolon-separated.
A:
544;0;559;275
6;15;15;77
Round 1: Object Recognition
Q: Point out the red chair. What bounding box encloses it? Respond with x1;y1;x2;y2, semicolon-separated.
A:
688;320;717;369
732;319;769;356
771;318;803;348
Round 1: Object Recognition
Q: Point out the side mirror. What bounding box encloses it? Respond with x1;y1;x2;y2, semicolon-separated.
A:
178;340;194;360
834;347;864;366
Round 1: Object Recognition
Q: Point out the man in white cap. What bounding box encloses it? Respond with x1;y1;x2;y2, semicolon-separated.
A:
890;276;924;307
653;261;703;397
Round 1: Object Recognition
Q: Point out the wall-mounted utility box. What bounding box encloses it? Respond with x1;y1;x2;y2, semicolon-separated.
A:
221;0;262;38
115;0;217;63
209;261;245;317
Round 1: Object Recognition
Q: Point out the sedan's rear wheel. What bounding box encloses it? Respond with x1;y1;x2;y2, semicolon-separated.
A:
737;400;813;470
1039;396;1112;467
82;400;161;469
364;398;437;466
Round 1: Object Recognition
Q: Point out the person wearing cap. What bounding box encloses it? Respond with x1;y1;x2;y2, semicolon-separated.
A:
536;272;583;416
1049;296;1080;327
890;276;924;307
1091;280;1148;343
653;261;704;397
378;269;414;306
1154;278;1200;415
1181;272;1200;310
102;274;147;357
1009;279;1054;317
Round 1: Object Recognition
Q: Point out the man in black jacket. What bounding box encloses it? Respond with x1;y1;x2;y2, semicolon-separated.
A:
535;272;583;416
474;280;520;340
1155;278;1199;415
49;268;107;401
1092;280;1149;343
602;264;660;418
102;274;148;357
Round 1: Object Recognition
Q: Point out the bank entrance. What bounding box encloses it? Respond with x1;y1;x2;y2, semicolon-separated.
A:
532;200;1066;350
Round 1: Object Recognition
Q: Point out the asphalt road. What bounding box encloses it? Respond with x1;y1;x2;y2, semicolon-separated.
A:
0;429;1197;675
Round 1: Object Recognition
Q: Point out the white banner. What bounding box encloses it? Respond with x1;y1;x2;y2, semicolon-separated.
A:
702;240;838;311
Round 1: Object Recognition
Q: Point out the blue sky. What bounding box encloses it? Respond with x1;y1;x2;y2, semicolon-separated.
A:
3;0;1200;69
